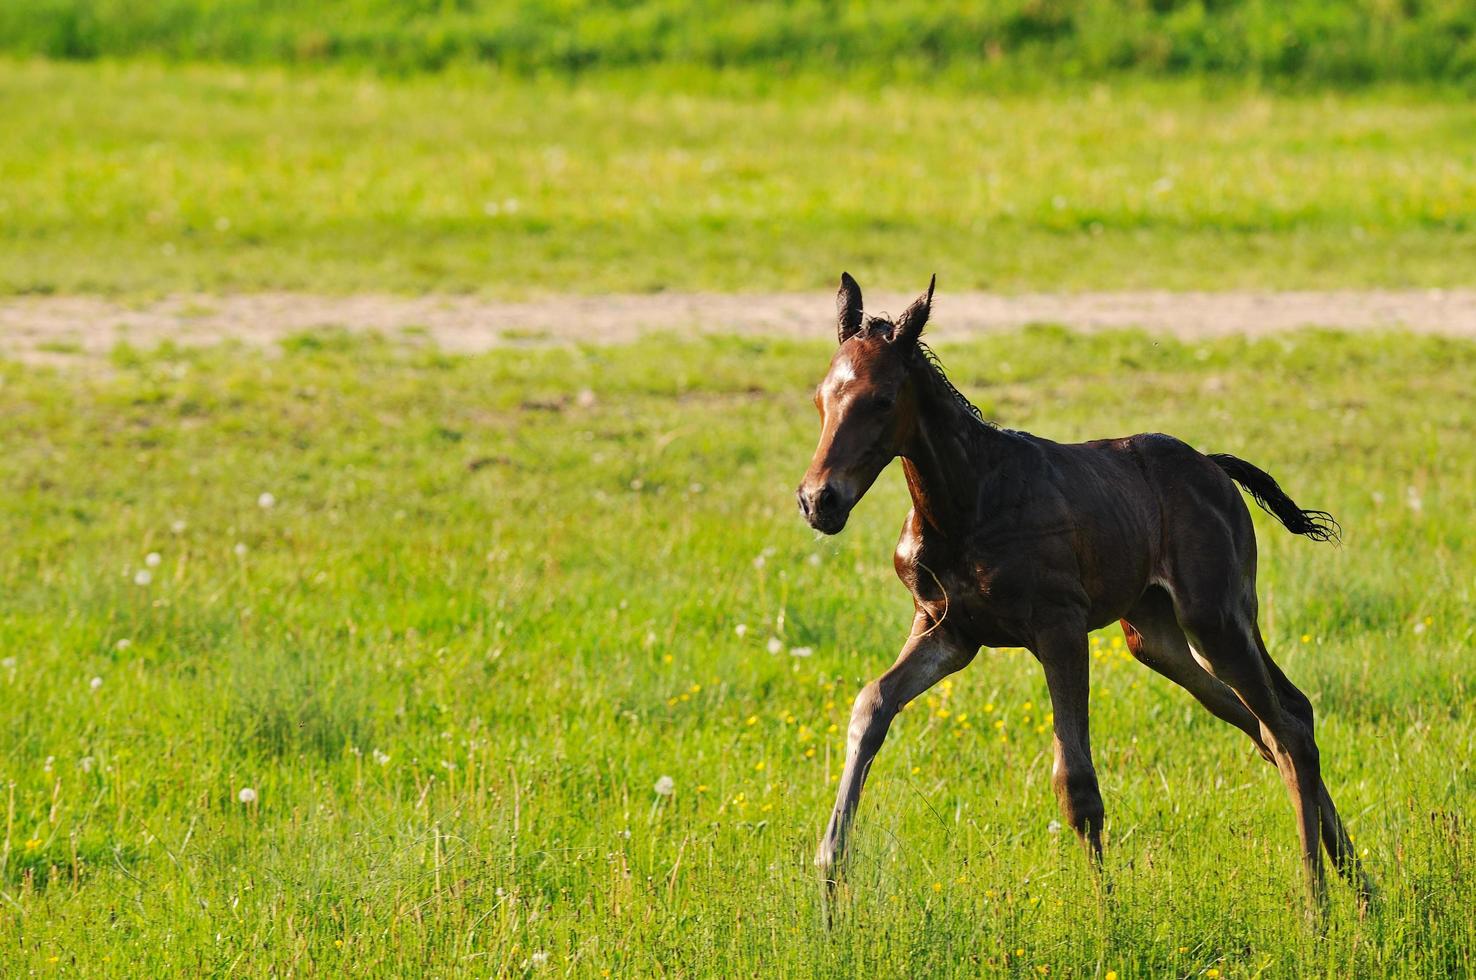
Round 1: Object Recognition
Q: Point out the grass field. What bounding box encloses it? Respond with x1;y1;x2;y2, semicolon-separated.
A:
6;0;1476;86
2;327;1473;975
5;60;1476;296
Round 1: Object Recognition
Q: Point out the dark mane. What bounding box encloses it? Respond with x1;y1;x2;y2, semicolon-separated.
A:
859;312;997;431
912;340;998;430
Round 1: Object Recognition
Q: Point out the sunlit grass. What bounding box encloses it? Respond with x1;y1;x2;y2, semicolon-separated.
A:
0;328;1472;974
3;60;1476;295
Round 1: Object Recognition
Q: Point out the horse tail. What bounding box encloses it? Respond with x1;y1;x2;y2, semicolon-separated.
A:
1208;453;1341;543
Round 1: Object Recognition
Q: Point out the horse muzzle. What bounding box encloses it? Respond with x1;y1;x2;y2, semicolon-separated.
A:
796;481;851;534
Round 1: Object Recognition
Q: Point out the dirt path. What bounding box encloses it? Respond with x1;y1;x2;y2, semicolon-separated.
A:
4;289;1475;362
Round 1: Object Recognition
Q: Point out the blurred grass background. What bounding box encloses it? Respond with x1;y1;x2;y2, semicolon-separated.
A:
5;0;1476;87
3;60;1474;296
3;2;1474;296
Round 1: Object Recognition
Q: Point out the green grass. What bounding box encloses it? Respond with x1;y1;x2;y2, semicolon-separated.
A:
5;0;1476;86
5;60;1476;297
2;327;1473;975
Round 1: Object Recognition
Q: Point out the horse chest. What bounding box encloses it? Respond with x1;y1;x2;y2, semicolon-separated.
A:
895;524;1039;645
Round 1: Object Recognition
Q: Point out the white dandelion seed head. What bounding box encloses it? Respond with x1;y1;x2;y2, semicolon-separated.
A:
807;553;822;566
766;637;783;655
233;542;248;557
89;676;103;691
115;639;131;652
752;554;766;569
1047;820;1062;835
257;492;276;509
79;756;94;773
0;656;15;670
145;552;162;567
529;951;549;968
790;646;814;658
654;775;675;796
1413;621;1427;635
734;623;748;638
238;787;257;804
170;519;187;534
133;569;152;586
43;755;55;772
372;749;390;766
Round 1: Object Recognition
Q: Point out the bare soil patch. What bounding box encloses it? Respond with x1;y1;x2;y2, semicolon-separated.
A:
4;289;1475;363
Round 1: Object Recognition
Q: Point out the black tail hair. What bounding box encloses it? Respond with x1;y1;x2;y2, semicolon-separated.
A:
1208;453;1341;543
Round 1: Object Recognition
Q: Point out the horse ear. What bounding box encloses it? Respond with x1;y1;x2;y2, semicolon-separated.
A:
836;272;864;343
891;274;935;347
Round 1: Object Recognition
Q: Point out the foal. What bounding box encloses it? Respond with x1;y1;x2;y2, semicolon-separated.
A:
796;273;1370;907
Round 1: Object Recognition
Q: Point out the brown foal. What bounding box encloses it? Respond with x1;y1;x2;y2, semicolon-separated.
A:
796;273;1372;909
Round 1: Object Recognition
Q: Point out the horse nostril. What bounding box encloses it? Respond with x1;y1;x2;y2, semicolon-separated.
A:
817;485;837;511
796;487;811;517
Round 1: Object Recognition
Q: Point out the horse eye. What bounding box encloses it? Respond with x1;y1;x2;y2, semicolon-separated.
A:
875;395;896;411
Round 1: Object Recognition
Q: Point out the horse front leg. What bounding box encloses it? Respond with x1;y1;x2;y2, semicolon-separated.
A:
816;619;975;883
1034;624;1105;864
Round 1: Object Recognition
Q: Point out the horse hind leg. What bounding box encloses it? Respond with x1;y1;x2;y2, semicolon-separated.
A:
1122;590;1372;902
1255;628;1375;904
1175;600;1334;911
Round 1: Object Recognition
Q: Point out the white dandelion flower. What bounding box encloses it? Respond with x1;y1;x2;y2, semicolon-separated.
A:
145;552;162;568
89;676;103;691
766;637;783;655
238;787;257;804
1047;820;1062;835
133;569;152;586
258;492;276;509
233;542;248;557
654;775;675;796
734;623;748;638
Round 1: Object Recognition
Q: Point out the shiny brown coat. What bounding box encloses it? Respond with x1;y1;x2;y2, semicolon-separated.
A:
796;273;1370;910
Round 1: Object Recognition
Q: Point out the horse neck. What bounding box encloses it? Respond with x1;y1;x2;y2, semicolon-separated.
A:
899;358;1011;534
